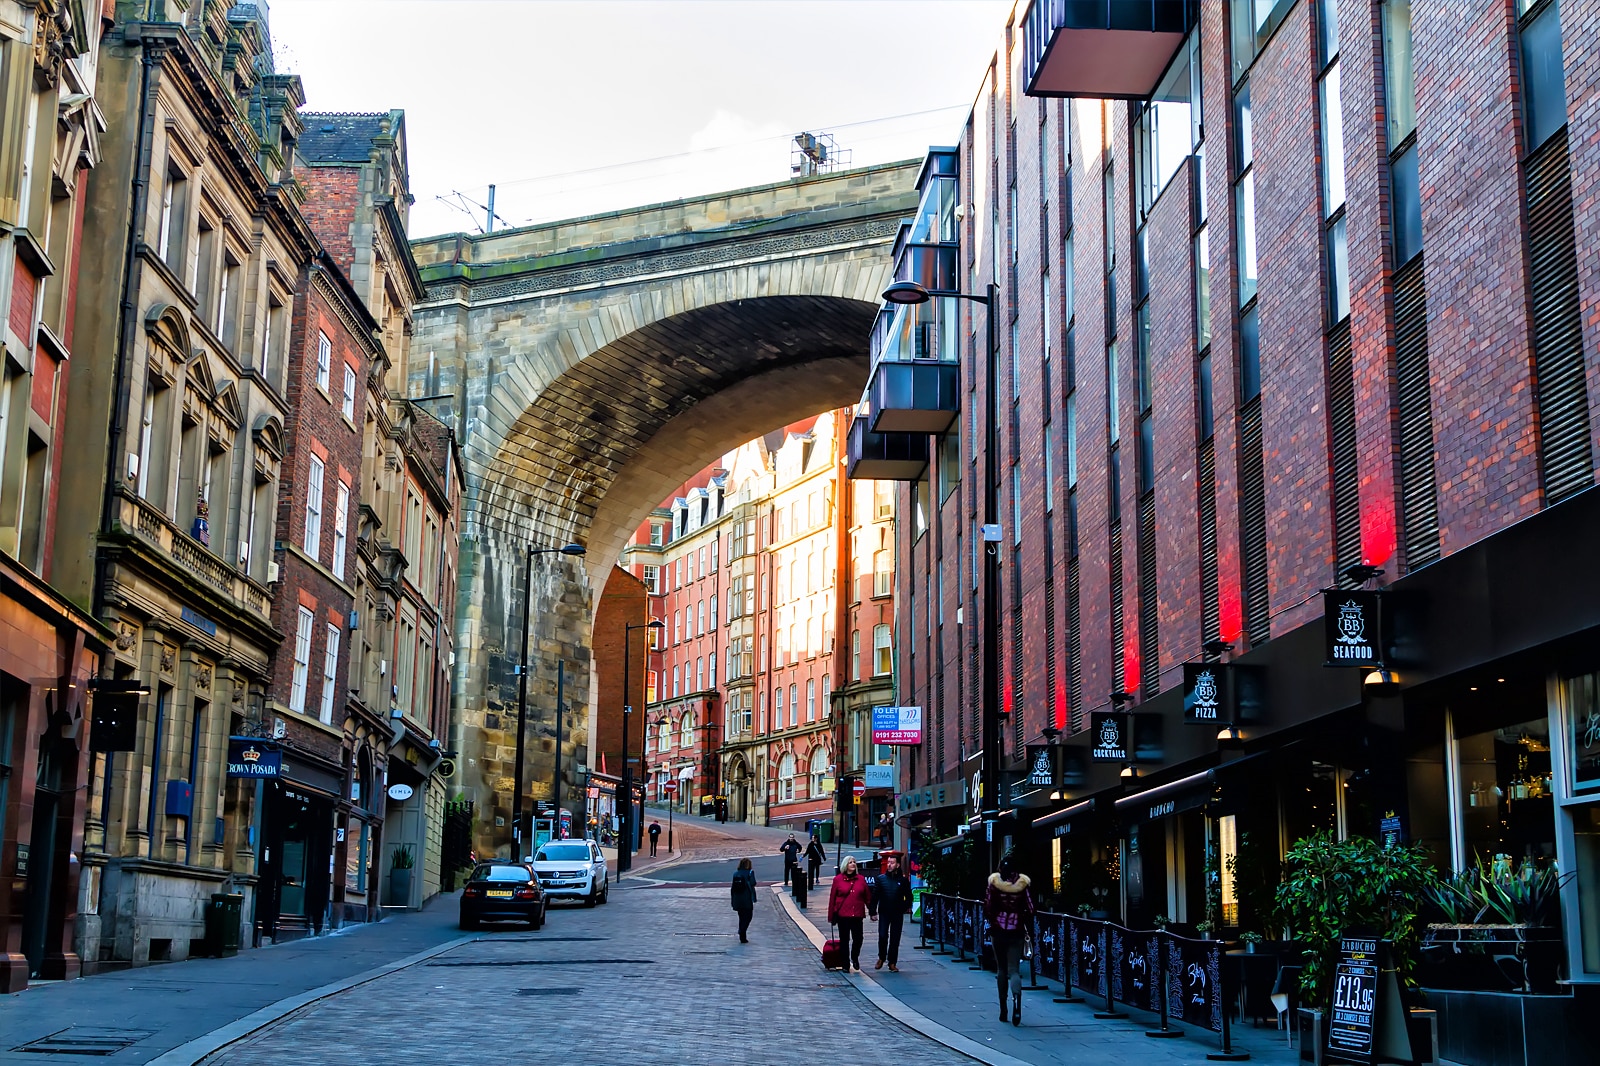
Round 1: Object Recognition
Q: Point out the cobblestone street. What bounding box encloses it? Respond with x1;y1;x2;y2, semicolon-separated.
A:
200;883;970;1066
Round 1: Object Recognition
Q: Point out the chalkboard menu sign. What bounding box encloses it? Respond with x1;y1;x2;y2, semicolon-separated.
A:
1327;936;1412;1065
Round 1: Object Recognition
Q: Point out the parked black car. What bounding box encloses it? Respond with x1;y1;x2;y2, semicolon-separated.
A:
459;862;547;930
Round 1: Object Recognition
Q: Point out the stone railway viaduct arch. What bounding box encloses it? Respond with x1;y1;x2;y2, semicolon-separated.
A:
408;162;917;849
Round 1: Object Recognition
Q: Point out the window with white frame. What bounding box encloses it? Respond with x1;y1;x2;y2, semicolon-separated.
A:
708;651;716;685
658;720;671;753
642;565;659;594
775;686;785;727
809;746;828;796
320;624;340;723
342;363;357;420
874;624;892;676
852;630;861;681
806;678;816;721
779;752;796;801
672;665;681;697
290;607;314;713
304;455;325;560
789;683;798;727
316;331;332;392
696;657;704;692
332;481;349;579
680;713;694;748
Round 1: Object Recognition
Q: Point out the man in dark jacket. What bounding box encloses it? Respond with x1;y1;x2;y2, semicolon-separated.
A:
778;834;802;885
869;854;915;971
648;820;662;856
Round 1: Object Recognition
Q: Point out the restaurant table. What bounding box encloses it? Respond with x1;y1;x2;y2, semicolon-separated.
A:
1224;948;1282;1027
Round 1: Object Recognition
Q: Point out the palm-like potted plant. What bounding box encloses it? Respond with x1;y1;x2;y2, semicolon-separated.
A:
389;844;416;907
1422;858;1572;992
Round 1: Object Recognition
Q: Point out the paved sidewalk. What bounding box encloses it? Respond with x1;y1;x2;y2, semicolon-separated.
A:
0;896;469;1065
781;895;1301;1066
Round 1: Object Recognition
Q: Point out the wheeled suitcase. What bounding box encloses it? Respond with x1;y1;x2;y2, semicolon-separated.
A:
822;927;848;970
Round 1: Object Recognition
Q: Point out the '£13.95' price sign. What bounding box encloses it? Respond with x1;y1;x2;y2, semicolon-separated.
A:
1327;937;1381;1062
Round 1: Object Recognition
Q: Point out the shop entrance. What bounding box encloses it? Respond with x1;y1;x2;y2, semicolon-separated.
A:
20;730;71;977
259;783;333;939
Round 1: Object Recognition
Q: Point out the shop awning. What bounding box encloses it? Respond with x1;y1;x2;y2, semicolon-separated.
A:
1031;797;1099;837
1114;768;1217;823
1113;751;1273;823
932;833;968;858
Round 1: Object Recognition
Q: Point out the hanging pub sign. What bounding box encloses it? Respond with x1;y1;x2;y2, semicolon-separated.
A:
226;737;283;779
1090;712;1127;761
1183;663;1225;722
1025;745;1058;787
1324;589;1382;667
1327;935;1413;1065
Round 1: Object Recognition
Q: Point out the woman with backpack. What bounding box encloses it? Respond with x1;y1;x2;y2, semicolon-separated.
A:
984;850;1036;1025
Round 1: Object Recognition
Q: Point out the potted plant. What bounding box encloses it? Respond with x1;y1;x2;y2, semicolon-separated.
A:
1421;858;1572;993
1276;831;1437;1056
1195;920;1216;939
389;844;415;907
1240;931;1265;954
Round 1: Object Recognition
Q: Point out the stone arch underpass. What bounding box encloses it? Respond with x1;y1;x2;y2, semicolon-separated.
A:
408;162;917;849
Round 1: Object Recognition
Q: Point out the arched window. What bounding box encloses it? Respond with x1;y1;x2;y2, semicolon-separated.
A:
680;713;694;749
658;720;671;752
779;752;796;802
874;624;893;676
809;746;829;796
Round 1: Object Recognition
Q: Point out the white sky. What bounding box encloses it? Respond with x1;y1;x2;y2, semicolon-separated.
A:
269;0;1015;238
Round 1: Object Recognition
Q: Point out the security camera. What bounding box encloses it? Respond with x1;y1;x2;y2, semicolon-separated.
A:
954;203;968;221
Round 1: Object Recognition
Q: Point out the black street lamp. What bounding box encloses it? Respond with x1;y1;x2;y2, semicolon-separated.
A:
513;541;586;862
619;618;663;878
882;278;999;866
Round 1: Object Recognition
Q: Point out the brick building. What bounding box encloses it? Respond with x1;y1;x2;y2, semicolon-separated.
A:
621;411;897;837
589;566;648;839
296;110;459;910
854;1;1600;1056
256;246;383;938
0;0;109;991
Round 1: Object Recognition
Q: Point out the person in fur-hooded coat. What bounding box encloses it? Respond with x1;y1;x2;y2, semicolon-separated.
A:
983;851;1036;1025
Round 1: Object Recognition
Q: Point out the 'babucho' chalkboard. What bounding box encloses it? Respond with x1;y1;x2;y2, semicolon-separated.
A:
1326;936;1413;1065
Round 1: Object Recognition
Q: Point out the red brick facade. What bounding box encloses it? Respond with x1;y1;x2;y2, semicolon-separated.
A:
898;0;1599;816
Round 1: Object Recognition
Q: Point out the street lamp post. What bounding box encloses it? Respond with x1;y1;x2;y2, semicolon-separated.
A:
883;279;999;871
513;541;586;862
619;618;663;879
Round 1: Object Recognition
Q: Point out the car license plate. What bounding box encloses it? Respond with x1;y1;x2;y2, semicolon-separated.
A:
486;889;513;898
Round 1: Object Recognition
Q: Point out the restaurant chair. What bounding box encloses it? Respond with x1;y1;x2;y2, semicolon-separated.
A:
1271;965;1302;1047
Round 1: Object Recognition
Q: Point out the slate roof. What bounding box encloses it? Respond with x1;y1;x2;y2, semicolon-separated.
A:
299;112;388;164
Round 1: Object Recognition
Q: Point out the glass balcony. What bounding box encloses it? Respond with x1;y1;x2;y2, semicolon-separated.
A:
846;415;929;482
868;360;960;435
909;149;960;245
1022;0;1197;99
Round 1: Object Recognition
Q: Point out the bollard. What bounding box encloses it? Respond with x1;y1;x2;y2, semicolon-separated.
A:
1145;931;1182;1039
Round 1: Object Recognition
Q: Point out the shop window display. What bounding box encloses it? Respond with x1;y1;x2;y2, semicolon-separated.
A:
1457;717;1555;869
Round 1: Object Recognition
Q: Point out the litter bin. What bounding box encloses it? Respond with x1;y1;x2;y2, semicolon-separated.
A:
207;892;244;957
816;821;833;844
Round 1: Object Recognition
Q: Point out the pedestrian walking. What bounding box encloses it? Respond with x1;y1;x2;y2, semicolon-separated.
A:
730;857;758;943
826;856;874;971
869;853;915;972
648;820;661;856
984;850;1036;1026
805;835;826;890
778;833;802;886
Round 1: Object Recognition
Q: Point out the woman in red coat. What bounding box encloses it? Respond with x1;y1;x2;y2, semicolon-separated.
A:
827;855;874;971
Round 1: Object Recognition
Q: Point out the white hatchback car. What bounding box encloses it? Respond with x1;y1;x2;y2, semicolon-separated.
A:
529;839;609;906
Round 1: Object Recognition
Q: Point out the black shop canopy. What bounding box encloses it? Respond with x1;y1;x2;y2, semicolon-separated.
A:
1113;752;1271;824
1031;797;1099;837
